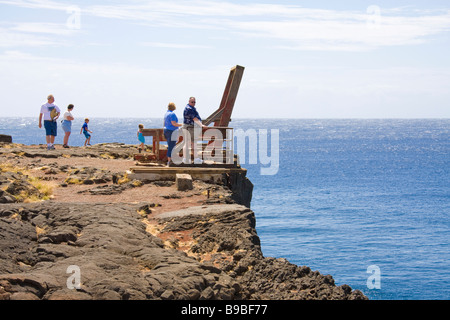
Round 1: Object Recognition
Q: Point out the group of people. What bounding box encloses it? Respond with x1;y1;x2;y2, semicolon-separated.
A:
38;94;92;150
39;95;205;164
138;96;205;165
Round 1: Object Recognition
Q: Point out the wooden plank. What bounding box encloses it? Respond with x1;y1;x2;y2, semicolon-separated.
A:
202;65;245;128
203;108;224;126
155;129;160;160
167;162;239;169
215;65;245;127
141;128;166;140
130;166;246;174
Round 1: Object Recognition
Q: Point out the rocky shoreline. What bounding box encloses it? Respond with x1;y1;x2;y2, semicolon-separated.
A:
0;142;367;300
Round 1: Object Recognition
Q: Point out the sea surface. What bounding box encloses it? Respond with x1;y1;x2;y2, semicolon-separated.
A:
1;117;449;300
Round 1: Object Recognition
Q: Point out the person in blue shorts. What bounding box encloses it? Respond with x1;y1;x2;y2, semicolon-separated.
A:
137;124;145;153
61;104;75;148
80;118;93;146
38;94;60;150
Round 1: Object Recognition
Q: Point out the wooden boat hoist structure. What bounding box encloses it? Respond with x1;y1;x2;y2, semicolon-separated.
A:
129;65;246;181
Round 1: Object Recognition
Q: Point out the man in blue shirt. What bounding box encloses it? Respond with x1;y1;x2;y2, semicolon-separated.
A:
182;97;205;164
183;97;202;126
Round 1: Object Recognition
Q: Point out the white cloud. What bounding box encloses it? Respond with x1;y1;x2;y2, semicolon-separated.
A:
11;22;77;35
86;2;450;51
0;27;59;47
2;1;450;51
236;65;450;118
140;42;212;49
229;8;450;51
0;0;69;11
0;22;77;48
0;50;227;117
1;48;449;118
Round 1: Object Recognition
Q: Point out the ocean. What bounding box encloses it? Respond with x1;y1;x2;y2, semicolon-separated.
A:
1;117;449;300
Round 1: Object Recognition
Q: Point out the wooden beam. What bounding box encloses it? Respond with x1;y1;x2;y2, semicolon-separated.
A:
215;65;245;127
203;108;224;126
130;166;246;174
203;65;245;127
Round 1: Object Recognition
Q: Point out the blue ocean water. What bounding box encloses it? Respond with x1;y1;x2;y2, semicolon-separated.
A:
1;117;449;300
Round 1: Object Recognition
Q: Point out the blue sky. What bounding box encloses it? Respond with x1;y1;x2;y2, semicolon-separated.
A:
1;0;449;118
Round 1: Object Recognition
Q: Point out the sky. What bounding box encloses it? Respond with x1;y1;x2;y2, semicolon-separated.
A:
0;0;450;119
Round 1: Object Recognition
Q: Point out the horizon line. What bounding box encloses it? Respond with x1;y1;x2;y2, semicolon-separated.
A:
1;116;449;120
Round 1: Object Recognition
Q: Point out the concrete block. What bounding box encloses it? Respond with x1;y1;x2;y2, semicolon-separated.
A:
176;174;193;191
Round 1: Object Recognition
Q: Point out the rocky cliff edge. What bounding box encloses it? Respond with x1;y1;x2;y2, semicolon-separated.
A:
0;143;367;300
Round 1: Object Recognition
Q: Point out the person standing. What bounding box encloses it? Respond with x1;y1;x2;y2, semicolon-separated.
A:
183;97;205;164
61;104;75;148
38;94;60;150
137;124;145;153
80;118;93;146
164;102;182;165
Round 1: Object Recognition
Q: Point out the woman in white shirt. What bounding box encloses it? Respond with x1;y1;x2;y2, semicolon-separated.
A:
61;104;75;148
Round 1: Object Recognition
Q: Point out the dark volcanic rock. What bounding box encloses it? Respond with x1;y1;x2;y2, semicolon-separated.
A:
0;135;12;143
225;172;253;208
0;202;367;300
0;143;135;160
0;190;16;204
0;202;244;300
154;204;367;300
0;169;44;203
